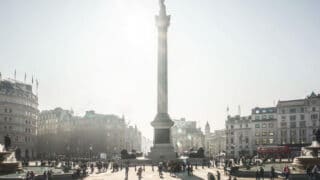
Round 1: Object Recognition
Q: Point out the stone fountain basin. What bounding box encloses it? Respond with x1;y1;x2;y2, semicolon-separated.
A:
292;156;320;170
0;162;22;174
0;152;12;160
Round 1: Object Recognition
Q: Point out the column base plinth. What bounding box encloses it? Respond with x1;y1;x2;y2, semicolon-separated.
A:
148;143;176;162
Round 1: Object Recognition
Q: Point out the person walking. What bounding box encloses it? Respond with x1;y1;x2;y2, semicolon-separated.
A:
137;167;142;180
217;170;221;180
158;163;163;177
259;166;264;180
270;166;275;180
125;165;129;179
255;169;260;180
283;165;290;180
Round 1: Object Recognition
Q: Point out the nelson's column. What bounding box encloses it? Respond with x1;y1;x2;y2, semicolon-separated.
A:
149;0;176;161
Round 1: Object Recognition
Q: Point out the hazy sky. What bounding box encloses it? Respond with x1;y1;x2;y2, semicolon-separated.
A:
1;0;320;139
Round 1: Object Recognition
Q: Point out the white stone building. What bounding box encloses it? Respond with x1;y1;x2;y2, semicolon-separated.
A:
171;118;204;155
225;115;253;159
251;107;278;153
204;122;226;158
0;78;39;159
277;92;320;147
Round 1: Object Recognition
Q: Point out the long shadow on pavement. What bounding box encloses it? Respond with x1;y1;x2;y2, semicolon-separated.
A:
174;173;204;180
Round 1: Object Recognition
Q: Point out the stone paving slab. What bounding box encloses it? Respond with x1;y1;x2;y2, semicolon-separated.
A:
84;166;283;180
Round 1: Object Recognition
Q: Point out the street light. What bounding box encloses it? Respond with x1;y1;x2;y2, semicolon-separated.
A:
89;145;93;162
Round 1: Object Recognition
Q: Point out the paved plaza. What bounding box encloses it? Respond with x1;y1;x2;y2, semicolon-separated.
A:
84;166;280;180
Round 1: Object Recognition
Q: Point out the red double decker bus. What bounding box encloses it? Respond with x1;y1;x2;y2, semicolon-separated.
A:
257;146;290;158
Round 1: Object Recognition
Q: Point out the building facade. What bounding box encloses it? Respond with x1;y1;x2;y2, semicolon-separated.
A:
251;107;278;154
225;115;253;159
38;109;142;159
37;108;74;158
171;118;204;155
0;78;39;159
125;125;142;152
277;92;320;147
204;122;226;158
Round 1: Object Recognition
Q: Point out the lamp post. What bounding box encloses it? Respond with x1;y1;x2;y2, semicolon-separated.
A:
89;145;93;163
66;145;70;166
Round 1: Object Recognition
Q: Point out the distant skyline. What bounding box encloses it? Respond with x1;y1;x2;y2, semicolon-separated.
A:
1;0;320;139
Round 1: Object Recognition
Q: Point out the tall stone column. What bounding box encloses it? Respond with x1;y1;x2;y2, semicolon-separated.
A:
149;0;176;161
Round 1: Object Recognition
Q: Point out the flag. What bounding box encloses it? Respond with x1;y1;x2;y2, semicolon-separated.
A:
31;76;34;84
24;73;27;82
14;69;16;80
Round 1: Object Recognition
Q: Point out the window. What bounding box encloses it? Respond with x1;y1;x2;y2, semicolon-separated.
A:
311;114;318;120
245;137;249;143
262;115;267;119
230;138;234;144
312;107;316;112
300;107;305;113
268;115;274;119
290;122;296;128
231;125;234;129
268;123;273;128
246;124;248;128
262;131;267;136
255;132;260;136
269;132;274;136
4;117;7;121
9;109;12;113
240;124;242;128
281;130;287;137
299;121;306;128
289;108;296;113
263;139;267;144
290;115;296;121
281;122;287;127
312;120;317;126
300;114;305;120
281;109;286;114
281;116;286;120
255;139;260;145
290;129;296;136
255;116;260;120
262;123;267;128
269;139;274;144
255;124;260;128
4;108;7;113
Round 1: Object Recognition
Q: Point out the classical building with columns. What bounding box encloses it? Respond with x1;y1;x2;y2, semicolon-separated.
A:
0;77;39;159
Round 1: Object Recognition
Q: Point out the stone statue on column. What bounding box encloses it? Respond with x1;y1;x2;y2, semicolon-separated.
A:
159;0;166;15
